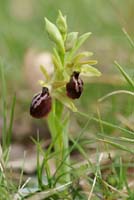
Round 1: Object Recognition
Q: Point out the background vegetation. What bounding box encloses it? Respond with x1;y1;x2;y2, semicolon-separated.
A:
1;0;134;199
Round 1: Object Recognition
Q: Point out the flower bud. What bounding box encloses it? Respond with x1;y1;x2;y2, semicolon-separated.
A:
56;10;67;34
45;18;65;53
66;71;83;99
30;87;52;118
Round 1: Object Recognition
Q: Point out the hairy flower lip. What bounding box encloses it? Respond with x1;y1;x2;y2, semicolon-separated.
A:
66;71;83;99
30;87;52;118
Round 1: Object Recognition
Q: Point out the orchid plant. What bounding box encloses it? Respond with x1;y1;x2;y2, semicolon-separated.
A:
30;11;101;184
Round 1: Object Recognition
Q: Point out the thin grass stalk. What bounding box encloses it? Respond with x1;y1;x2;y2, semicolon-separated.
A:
0;60;7;154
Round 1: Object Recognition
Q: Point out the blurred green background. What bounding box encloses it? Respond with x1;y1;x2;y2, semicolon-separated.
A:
1;0;134;70
0;0;134;141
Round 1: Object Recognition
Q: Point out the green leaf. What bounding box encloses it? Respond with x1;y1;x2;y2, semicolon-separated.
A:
76;64;101;77
45;18;65;53
54;91;77;112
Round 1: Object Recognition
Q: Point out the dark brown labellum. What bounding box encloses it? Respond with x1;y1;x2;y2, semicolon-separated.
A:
30;87;52;118
66;71;83;99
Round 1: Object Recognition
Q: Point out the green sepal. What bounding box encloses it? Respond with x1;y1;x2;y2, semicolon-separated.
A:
75;32;92;52
45;18;65;54
67;32;92;61
40;65;50;81
75;64;101;77
78;60;98;65
72;51;93;63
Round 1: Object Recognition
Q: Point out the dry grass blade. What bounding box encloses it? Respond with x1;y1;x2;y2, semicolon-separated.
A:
88;153;103;200
26;181;72;200
102;179;128;198
117;114;134;131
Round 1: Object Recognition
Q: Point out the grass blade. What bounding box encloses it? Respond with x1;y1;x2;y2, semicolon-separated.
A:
98;90;134;102
0;59;7;152
114;61;134;89
122;28;134;49
98;138;134;154
7;94;16;147
77;111;134;136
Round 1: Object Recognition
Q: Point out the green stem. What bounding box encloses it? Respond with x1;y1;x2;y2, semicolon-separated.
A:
47;99;70;183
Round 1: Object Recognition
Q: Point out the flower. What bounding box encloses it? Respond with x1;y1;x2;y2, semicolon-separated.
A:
66;71;83;99
30;87;52;118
